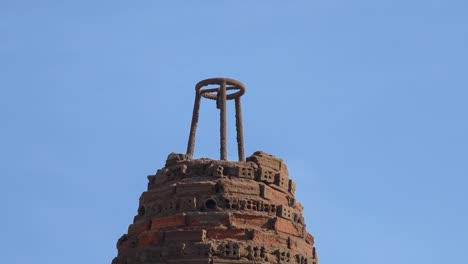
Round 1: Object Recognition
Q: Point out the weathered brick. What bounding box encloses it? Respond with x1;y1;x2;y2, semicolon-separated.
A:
166;259;211;264
165;229;206;242
165;152;189;167
280;161;289;177
176;182;216;195
230;213;272;229
220;179;261;196
251;230;287;248
269;182;290;195
147;174;156;188
160;199;178;215
151;214;186;229
293;201;304;212
294;213;305;225
295;254;313;264
206;228;251;240
259;201;278;214
236;165;256;180
276;170;289;190
184;161;210;177
288;179;296;195
260;184;289;205
277;204;294;221
247;151;283;171
138;231;163;246
274;217;303;237
116;239;129;253
245;245;268;262
220;241;241;258
305;232;315;245
145;198;177;216
153;169;168;185
277;250;292;263
139;185;176;204
212;259;255;264
186;212;230;227
179;196;198;211
258;168;276;184
153;165;189;183
212;163;225;177
128;220;151;236
290;236;314;257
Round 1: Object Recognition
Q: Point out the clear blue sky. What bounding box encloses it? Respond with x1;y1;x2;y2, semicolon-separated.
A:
1;1;467;263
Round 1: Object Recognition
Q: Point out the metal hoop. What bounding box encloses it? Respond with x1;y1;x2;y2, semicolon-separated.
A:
196;78;246;100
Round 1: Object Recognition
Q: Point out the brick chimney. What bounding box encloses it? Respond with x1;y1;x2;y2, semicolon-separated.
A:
112;78;319;264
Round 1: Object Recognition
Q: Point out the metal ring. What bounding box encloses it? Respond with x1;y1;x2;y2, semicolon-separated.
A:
195;78;246;100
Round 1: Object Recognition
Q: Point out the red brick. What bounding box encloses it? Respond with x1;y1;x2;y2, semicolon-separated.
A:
128;220;151;236
280;162;289;177
269;182;290;195
176;182;216;195
116;240;129;253
288;179;296;195
230;213;271;229
260;184;289;205
277;205;294;221
206;228;250;240
138;231;163;246
139;185;176;204
236;165;256;180
167;259;211;264
258;168;276;184
186;212;230;227
247;151;283;171
274;217;303;237
212;259;256;264
165;229;206;242
305;232;315;245
251;230;287;248
293;201;304;212
153;168;172;185
290;236;314;257
221;179;260;196
151;214;186;229
275;170;289;189
179;196;198;211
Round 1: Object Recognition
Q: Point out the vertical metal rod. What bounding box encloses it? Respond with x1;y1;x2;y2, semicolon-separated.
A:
220;81;227;160
235;97;245;161
186;93;201;158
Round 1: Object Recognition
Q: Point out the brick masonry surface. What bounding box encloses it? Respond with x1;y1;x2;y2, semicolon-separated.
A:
112;151;318;264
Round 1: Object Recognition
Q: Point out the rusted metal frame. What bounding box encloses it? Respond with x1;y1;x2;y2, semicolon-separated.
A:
187;78;246;161
235;97;245;161
199;88;244;101
219;80;228;160
200;87;243;100
186;92;201;158
199;88;220;98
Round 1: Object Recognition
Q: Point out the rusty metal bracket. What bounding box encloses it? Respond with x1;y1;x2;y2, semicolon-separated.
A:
186;78;246;161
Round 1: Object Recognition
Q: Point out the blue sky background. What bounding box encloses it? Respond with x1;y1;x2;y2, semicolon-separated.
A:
1;1;467;263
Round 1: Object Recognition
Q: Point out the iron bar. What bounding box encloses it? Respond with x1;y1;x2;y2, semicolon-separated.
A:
235;97;245;161
219;80;227;160
186;93;201;158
